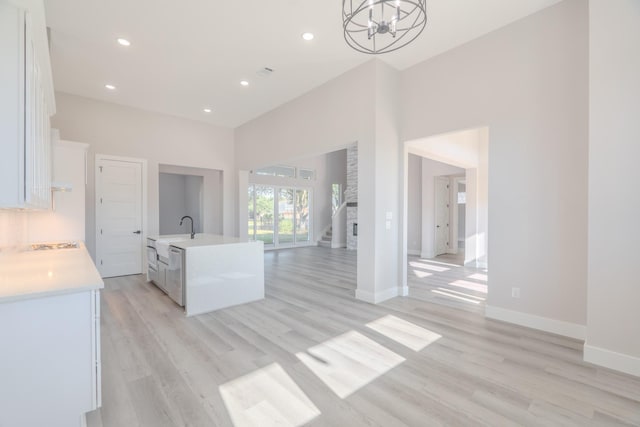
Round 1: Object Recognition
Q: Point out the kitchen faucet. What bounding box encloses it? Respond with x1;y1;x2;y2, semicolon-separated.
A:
180;215;195;239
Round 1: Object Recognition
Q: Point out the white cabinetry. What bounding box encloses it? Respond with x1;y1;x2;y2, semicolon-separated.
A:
0;290;101;427
0;1;55;209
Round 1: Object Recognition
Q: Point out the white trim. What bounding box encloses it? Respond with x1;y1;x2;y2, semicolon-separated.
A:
399;285;409;297
95;154;148;277
331;242;347;249
355;287;399;304
485;305;586;340
584;344;640;377
407;249;421;256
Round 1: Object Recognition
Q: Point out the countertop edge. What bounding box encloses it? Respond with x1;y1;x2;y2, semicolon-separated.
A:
0;281;104;305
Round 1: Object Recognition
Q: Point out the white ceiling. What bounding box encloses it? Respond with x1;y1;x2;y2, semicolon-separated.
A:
44;0;561;128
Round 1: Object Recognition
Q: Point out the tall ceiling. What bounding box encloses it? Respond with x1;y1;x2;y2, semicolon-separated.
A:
44;0;561;128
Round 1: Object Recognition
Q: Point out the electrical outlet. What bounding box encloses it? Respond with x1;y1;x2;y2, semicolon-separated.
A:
512;287;520;298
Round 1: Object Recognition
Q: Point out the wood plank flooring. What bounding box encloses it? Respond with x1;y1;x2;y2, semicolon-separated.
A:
88;247;640;426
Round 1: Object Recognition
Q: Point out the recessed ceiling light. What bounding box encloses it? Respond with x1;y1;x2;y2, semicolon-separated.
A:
203;108;212;113
116;38;131;47
240;80;249;87
104;84;116;90
302;32;314;41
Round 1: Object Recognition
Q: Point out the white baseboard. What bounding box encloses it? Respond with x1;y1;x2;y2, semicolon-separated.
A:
399;286;409;297
407;249;420;256
485;305;586;340
331;242;347;249
356;286;399;304
584;343;640;377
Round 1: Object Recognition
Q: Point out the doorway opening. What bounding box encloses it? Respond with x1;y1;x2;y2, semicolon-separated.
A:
402;127;489;311
158;164;223;236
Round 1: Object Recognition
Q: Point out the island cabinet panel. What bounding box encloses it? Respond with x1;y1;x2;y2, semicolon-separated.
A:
0;290;101;427
184;240;264;316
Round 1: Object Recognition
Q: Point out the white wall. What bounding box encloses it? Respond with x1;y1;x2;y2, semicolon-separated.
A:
184;175;204;232
407;154;422;255
401;0;589;333
159;173;187;234
51;92;235;260
27;141;88;243
158;164;223;236
0;141;87;249
372;60;402;301
586;0;640;376
158;173;206;235
326;149;348;207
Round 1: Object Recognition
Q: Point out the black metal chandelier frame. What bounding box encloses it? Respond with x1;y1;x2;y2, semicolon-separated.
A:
342;0;428;54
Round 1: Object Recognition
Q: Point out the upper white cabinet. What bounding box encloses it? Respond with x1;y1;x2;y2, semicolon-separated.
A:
0;0;55;209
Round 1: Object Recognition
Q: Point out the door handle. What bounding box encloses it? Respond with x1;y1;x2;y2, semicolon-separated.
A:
133;230;141;234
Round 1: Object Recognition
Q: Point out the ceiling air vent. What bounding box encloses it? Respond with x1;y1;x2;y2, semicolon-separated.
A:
256;67;274;78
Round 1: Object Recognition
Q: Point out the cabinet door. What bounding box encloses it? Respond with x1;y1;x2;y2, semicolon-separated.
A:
24;11;50;209
0;292;94;426
0;6;51;209
157;261;168;292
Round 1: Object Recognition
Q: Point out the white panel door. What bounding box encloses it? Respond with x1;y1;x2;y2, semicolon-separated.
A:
96;157;143;278
435;176;450;256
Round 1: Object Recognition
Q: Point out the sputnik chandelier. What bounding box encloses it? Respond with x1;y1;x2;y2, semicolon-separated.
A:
342;0;427;54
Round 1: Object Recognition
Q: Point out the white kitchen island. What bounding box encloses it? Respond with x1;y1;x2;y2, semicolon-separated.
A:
148;234;264;316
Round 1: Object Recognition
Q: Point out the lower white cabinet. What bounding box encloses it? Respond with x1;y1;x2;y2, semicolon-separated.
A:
0;290;101;427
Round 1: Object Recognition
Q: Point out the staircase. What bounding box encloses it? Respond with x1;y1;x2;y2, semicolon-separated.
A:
318;226;332;248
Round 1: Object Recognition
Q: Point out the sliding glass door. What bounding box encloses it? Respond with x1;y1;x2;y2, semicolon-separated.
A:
248;185;275;245
248;185;312;247
295;189;310;243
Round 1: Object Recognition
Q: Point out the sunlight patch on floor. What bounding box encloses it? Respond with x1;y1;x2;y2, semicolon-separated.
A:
432;289;483;304
219;363;320;427
468;273;488;282
296;331;405;399
413;269;433;278
419;259;461;268
449;279;488;293
366;315;442;351
410;261;450;272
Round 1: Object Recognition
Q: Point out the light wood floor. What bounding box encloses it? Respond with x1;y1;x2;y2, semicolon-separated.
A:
88;247;640;426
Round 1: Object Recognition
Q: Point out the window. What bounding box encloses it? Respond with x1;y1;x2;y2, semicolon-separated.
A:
255;165;296;178
331;184;342;215
299;169;314;180
248;184;312;247
457;192;466;204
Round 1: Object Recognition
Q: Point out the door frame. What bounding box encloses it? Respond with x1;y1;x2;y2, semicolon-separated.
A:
450;176;465;255
95;154;148;276
434;176;450;256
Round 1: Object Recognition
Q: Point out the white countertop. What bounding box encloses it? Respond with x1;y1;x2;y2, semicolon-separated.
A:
149;233;257;249
0;242;104;304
